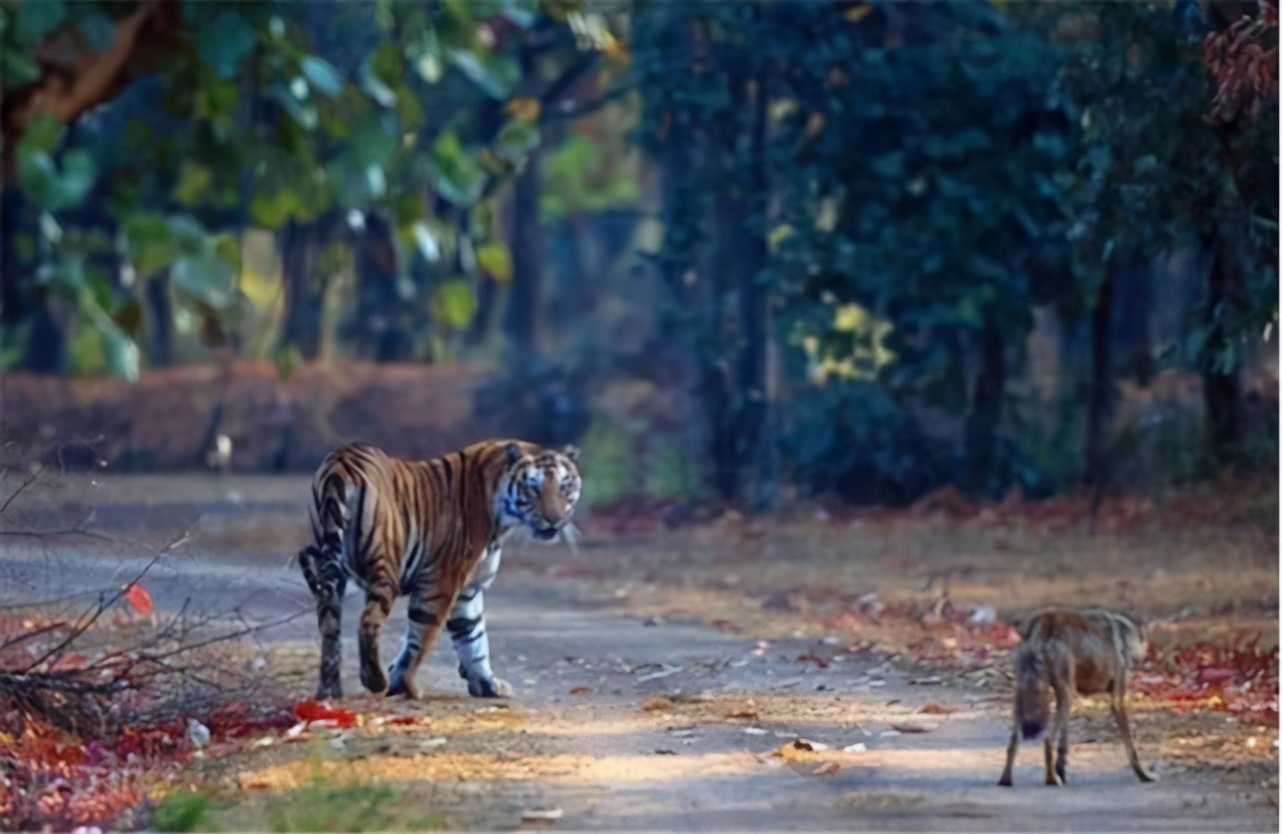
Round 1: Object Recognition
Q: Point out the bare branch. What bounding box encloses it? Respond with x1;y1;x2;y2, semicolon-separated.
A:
0;469;41;517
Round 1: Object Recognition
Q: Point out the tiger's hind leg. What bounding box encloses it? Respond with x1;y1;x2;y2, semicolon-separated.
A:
299;544;346;699
357;579;396;694
386;579;457;698
448;587;512;698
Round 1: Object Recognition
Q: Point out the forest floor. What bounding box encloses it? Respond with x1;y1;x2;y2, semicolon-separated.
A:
0;473;1276;831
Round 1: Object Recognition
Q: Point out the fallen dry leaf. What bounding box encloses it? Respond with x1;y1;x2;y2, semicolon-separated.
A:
725;701;760;720
641;695;675;712
917;703;961;715
123;583;153;616
773;738;828;761
889;721;936;734
569;686;592;695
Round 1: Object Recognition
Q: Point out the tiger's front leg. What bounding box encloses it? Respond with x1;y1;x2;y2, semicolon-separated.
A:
448;587;513;698
386;579;457;699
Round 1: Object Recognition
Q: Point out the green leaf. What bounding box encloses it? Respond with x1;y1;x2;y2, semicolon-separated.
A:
436;279;477;328
276;342;304;381
173;161;213;205
56;149;96;206
275;87;319;130
1;48;42;87
371;42;404;87
411;221;441;262
428;129;485;206
869;152;906;179
19;113;65;156
301;55;344;98
249;187;304;229
16;134;96;212
125;214;180;275
476;242;512;282
407;29;444;84
359;56;398;107
448;49;520;99
197;10;256;79
172;251;236;309
102;327;142;382
493;121;541;163
14;0;66;46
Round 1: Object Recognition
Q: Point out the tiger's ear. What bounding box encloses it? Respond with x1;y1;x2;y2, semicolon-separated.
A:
503;442;525;464
560;444;580;462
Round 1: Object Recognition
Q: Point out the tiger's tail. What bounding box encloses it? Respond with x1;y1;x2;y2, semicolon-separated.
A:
1014;645;1050;739
309;467;354;558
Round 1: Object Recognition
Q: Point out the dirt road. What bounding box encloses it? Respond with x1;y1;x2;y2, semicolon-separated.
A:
1;474;1276;831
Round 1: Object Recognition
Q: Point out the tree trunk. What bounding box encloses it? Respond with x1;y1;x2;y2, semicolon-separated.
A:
144;271;174;367
505;150;544;356
706;68;771;505
279;219;325;360
354;211;413;362
1202;234;1244;461
1086;268;1115;529
0;184;63;372
964;319;1007;495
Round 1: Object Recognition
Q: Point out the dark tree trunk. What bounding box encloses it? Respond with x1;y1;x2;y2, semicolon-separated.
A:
144;271;174;367
505;149;544;356
279;219;325;360
1202;234;1244;460
709;68;771;506
467;276;500;348
964;319;1007;495
1113;252;1153;385
1;184;63;372
1086;268;1115;529
354;211;412;361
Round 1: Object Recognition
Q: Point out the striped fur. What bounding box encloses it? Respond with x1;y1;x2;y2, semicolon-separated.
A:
297;439;581;700
998;606;1156;787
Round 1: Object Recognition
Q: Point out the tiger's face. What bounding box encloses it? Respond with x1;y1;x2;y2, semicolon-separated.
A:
501;443;582;541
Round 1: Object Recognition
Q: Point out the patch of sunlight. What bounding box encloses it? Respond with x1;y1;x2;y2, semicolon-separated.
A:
238;750;796;792
801;302;896;384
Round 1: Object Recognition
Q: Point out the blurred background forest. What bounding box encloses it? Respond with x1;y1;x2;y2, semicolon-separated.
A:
1;0;1277;513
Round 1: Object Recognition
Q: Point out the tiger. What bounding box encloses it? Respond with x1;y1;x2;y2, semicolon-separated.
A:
297;439;582;700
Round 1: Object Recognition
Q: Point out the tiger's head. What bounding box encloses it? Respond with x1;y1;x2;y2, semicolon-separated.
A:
499;442;582;542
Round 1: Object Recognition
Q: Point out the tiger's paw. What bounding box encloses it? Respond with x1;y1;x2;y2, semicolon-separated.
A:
467;675;513;698
316;681;343;700
386;671;418;699
360;664;388;695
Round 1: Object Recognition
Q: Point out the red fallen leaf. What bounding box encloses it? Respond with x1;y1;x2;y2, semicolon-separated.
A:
384;715;420;726
569;686;592;695
220;712;297;739
1198;668;1237;685
824;611;866;631
797;653;830;669
48;652;90;672
918;703;962;715
920;612;952;631
293;700;357;728
122;583;153;616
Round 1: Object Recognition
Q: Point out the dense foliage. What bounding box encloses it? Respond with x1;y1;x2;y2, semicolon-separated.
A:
1;0;1276;505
